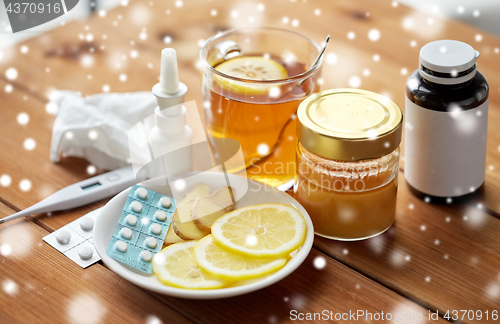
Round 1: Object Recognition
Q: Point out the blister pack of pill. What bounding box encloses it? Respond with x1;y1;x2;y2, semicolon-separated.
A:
43;208;102;268
106;185;176;274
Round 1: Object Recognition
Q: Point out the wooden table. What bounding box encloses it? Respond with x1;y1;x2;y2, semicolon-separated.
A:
1;0;499;323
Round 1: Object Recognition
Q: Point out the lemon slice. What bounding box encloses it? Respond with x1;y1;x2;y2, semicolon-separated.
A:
153;241;226;289
195;235;287;281
214;56;288;95
211;203;307;258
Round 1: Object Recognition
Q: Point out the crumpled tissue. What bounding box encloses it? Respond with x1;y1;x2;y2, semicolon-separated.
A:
49;91;157;170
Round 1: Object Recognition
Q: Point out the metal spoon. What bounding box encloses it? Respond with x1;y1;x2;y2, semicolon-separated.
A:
276;34;330;101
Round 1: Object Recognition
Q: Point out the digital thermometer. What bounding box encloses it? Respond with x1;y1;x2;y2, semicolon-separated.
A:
0;166;147;224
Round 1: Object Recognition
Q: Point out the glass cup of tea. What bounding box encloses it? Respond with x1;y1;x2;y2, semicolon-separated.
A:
200;27;323;188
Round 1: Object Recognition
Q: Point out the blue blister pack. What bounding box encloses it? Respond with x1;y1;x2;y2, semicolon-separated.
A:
106;185;176;273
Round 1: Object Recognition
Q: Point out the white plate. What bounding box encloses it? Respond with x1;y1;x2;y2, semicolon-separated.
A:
93;173;314;299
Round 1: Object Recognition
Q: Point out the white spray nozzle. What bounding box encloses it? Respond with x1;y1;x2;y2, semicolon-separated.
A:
160;48;180;94
152;47;187;113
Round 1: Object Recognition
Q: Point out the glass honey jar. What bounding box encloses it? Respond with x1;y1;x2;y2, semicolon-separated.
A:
294;89;403;241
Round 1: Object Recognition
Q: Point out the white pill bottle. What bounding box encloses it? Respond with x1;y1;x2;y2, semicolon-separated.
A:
405;40;489;202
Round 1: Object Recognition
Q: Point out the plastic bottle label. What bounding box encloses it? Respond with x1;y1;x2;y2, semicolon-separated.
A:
404;98;488;197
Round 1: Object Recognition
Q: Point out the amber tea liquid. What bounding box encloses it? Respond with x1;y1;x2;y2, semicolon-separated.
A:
203;55;319;187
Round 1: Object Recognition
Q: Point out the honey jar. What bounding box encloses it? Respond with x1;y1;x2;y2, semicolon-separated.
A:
294;89;403;241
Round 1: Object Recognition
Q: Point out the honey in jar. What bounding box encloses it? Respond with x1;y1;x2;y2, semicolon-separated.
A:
294;89;403;240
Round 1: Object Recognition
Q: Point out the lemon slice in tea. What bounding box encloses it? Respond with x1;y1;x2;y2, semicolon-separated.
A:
214;56;288;95
211;203;307;258
153;241;226;289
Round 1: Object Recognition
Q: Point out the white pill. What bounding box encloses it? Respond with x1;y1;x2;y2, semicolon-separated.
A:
131;201;143;213
136;187;148;199
140;250;152;262
55;229;71;245
155;210;167;221
125;214;137;226
145;237;157;249
120;227;132;239
79;217;94;231
150;223;162;235
78;246;93;260
115;240;128;252
160;196;171;208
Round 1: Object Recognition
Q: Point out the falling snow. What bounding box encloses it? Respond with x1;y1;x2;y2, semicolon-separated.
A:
313;256;326;269
1;244;12;256
326;53;338;65
163;36;172;44
87;165;97;175
146;315;163;324
45;102;58;115
19;179;31;191
88;130;99;140
23;138;36;151
3;279;18;295
347;31;356;40
349;76;361;88
17;112;29;125
5;68;18;80
67;294;107;324
0;174;12;187
80;55;94;68
289;295;307;310
257;143;270;155
246;235;258;246
268;87;281;98
368;29;380;41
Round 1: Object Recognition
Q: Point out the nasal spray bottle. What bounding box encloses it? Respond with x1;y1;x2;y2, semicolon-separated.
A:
149;48;192;178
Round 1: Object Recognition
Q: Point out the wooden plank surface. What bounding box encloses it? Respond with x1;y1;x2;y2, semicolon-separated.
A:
0;0;499;323
0;204;191;324
151;248;447;324
0;203;440;324
313;176;500;323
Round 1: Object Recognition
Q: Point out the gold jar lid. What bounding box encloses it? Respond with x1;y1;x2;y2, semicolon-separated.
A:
297;89;403;161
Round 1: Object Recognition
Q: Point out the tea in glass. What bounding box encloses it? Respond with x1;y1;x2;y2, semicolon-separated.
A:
200;27;323;188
